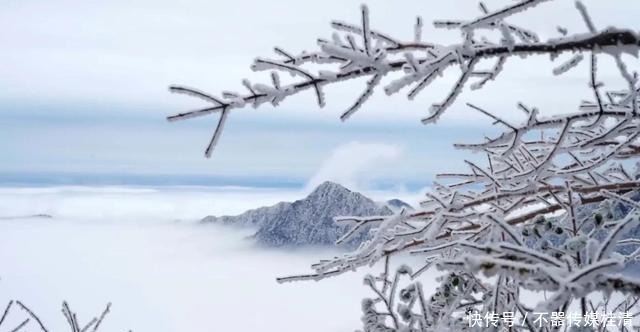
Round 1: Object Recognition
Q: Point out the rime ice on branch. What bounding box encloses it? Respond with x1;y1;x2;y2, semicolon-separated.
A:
168;0;639;157
169;1;640;331
0;300;112;332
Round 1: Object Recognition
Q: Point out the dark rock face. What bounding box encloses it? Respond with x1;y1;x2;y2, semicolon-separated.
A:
202;181;394;247
386;199;414;212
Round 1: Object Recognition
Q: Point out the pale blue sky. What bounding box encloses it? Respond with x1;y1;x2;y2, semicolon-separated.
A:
1;0;637;189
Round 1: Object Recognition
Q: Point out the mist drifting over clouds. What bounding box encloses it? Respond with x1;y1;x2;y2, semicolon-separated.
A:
306;141;404;191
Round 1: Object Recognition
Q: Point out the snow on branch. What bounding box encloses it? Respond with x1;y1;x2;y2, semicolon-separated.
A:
169;1;640;157
170;1;640;331
0;300;114;332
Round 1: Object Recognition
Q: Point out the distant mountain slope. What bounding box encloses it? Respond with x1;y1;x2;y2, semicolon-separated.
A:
0;214;53;220
201;201;290;228
202;181;401;247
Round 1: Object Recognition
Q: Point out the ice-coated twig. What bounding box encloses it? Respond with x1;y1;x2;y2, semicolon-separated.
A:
170;1;640;331
90;303;110;332
169;1;640;157
0;301;13;328
16;301;48;332
9;318;29;332
0;300;117;332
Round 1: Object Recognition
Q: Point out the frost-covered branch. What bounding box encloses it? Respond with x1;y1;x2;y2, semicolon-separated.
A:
0;300;114;332
170;1;640;331
169;1;640;157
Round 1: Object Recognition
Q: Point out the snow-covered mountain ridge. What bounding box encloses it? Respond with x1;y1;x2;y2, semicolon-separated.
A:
201;181;411;247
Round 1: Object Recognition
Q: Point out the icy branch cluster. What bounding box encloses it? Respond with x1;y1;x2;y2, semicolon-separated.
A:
0;300;113;332
168;0;639;157
169;0;640;331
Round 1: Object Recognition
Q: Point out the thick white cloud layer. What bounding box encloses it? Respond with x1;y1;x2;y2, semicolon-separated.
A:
0;185;428;332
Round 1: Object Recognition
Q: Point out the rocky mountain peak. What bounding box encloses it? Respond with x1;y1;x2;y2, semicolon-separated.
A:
202;182;396;247
307;181;353;199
